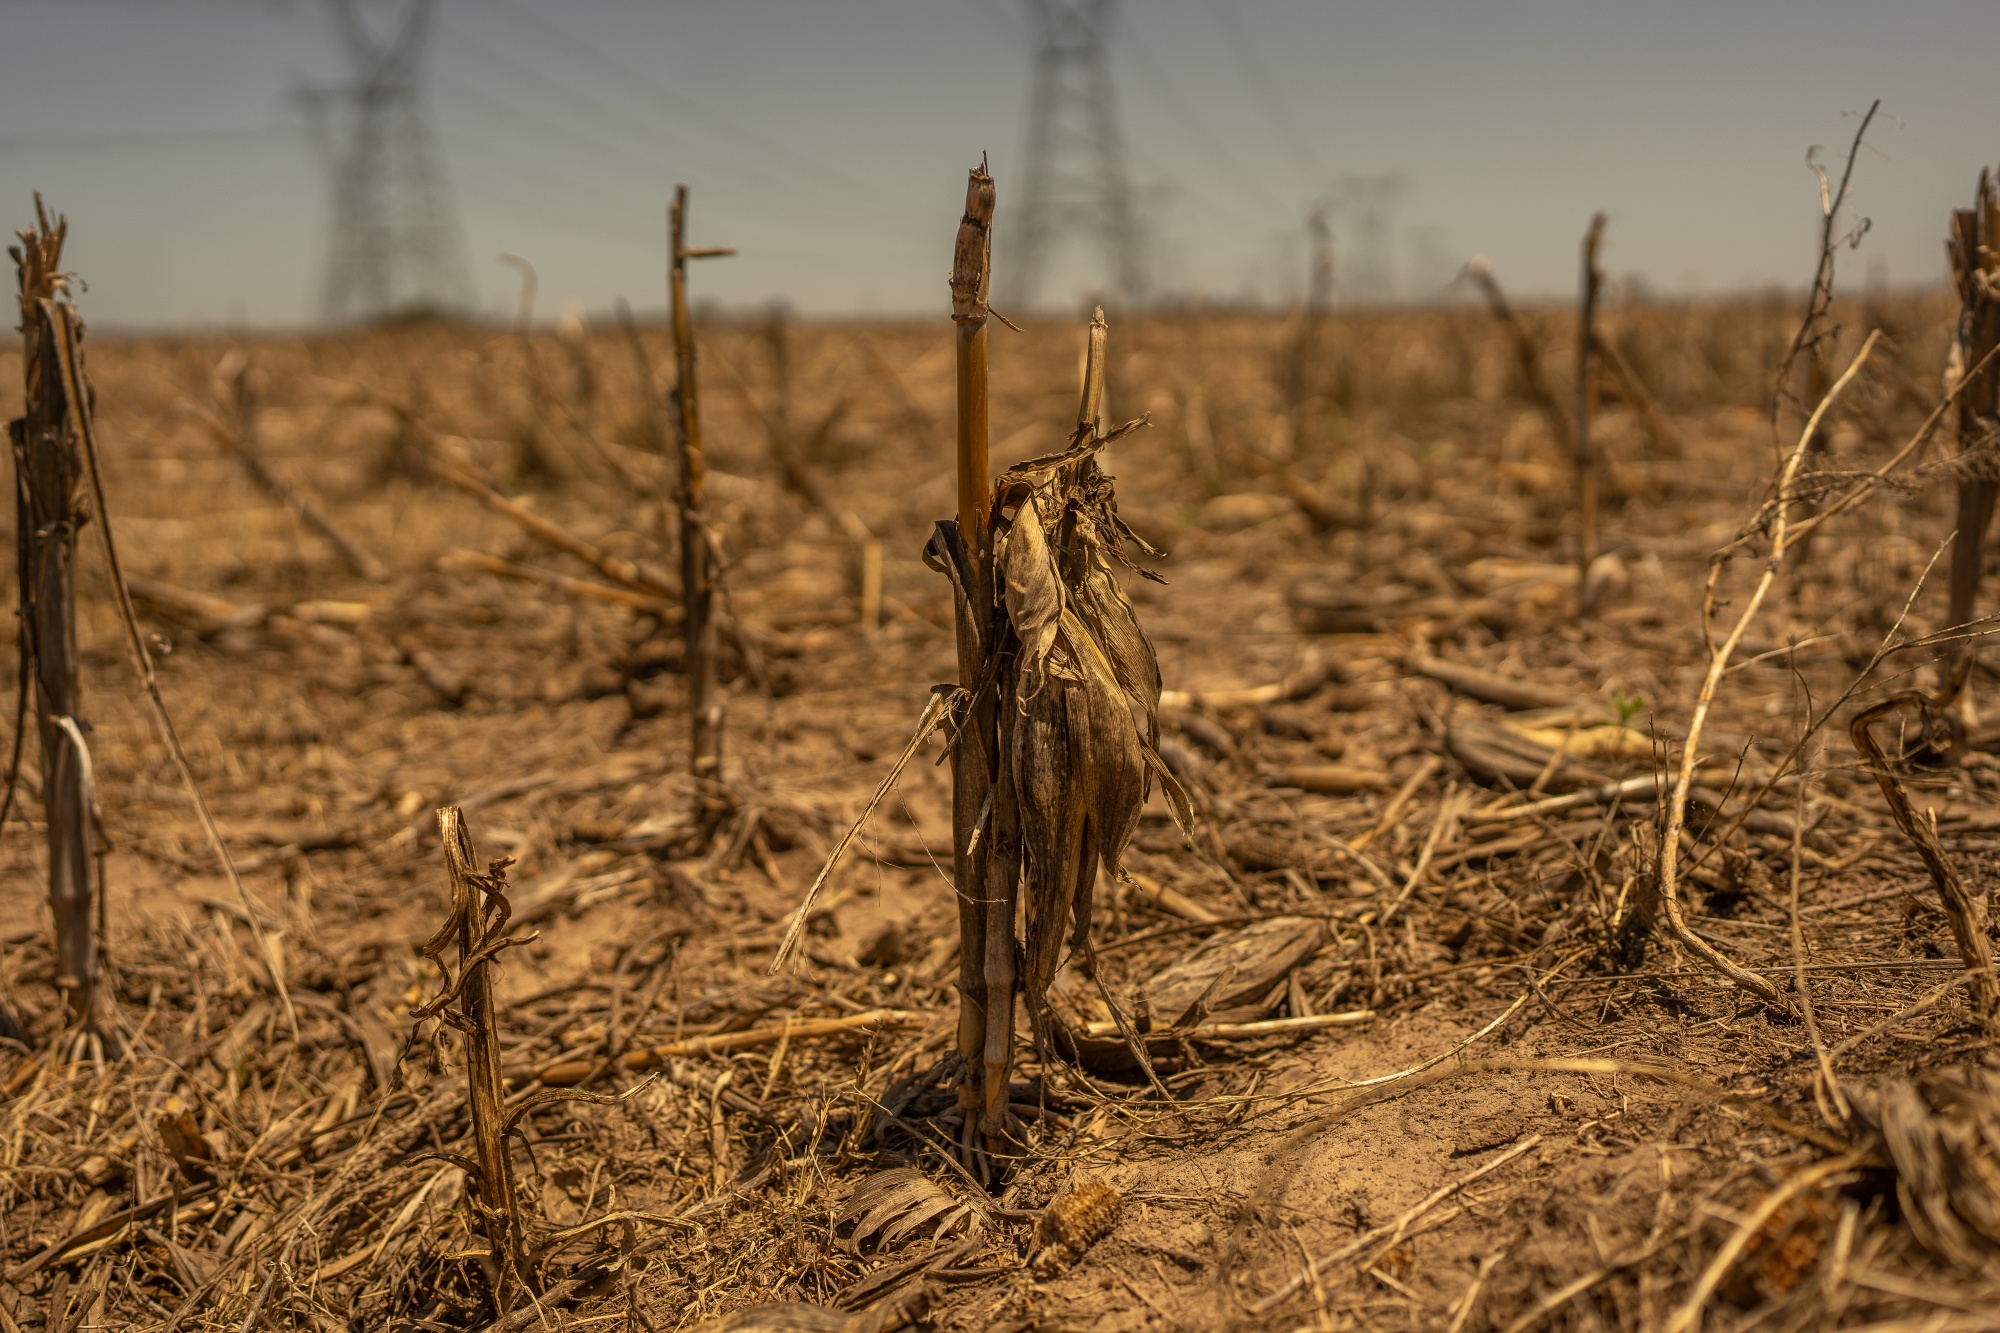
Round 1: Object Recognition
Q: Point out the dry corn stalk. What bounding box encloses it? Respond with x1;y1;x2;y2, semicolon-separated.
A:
409;807;537;1302
1465;256;1572;456
668;183;735;787
928;163;1188;1152
1574;212;1605;611
1944;169;2000;707
8;200;99;1027
941;163;998;1148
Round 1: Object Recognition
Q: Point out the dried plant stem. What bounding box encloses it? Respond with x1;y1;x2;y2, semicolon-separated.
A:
1249;1135;1544;1314
10;208;95;1027
1784;339;2000;546
435;457;677;597
1662;1150;1868;1333
769;687;954;972
1466;257;1572;455
206;361;388;582
1655;329;1880;1007
1772;99;1879;422
439;549;678;617
1849;697;2000;1022
46;300;298;1042
1593;331;1685;457
669;183;735;786
538;1009;923;1084
1943;171;2000;707
1078;1010;1372;1041
1574;212;1605;610
426;807;534;1303
947;163;998;1134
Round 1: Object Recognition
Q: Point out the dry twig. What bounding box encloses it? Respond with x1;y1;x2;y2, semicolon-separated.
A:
1648;330;1880;1007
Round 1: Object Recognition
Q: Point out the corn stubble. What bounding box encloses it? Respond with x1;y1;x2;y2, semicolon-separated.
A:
402;807;538;1312
667;182;737;813
8;200;99;1032
928;164;1189;1162
1943;168;2000;706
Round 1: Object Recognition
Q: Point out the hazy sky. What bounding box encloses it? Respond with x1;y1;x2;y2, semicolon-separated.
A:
0;0;1989;327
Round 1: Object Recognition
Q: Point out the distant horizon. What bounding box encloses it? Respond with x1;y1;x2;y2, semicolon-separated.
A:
67;277;1954;341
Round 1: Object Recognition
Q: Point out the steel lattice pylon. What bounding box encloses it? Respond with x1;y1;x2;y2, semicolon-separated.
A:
1006;0;1146;311
304;0;473;323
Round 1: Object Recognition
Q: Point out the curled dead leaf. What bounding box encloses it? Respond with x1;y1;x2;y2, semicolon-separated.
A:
835;1167;986;1255
157;1109;216;1185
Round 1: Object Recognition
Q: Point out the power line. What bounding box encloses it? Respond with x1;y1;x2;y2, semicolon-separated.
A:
434;71;685;216
446;31;725;172
449;160;655;250
445;27;869;230
1118;21;1281;214
478;0;922;215
1203;0;1326;183
0;127;297;153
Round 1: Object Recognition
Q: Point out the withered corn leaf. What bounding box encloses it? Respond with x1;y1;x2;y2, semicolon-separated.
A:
998;490;1065;696
944;441;1189;1032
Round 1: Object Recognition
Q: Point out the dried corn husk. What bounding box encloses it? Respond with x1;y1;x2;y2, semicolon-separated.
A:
835;1167;986;1255
1143;917;1326;1026
960;421;1190;1040
1446;712;1651;790
1848;1068;2000;1268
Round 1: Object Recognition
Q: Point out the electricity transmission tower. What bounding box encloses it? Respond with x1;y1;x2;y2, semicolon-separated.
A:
303;0;472;322
1006;0;1146;310
1330;173;1405;305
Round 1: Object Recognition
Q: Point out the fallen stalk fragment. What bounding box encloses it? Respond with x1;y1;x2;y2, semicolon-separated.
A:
1077;1009;1372;1041
536;1009;925;1085
1849;695;2000;1021
1127;872;1220;924
436;457;677;598
1468;773;1662;824
202;357;388;582
1158;653;1336;710
1249;1135;1544;1314
4;1180;222;1281
1409;652;1587;712
439;549;679;617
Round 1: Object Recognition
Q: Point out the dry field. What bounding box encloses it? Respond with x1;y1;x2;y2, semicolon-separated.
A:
2;283;1999;1333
